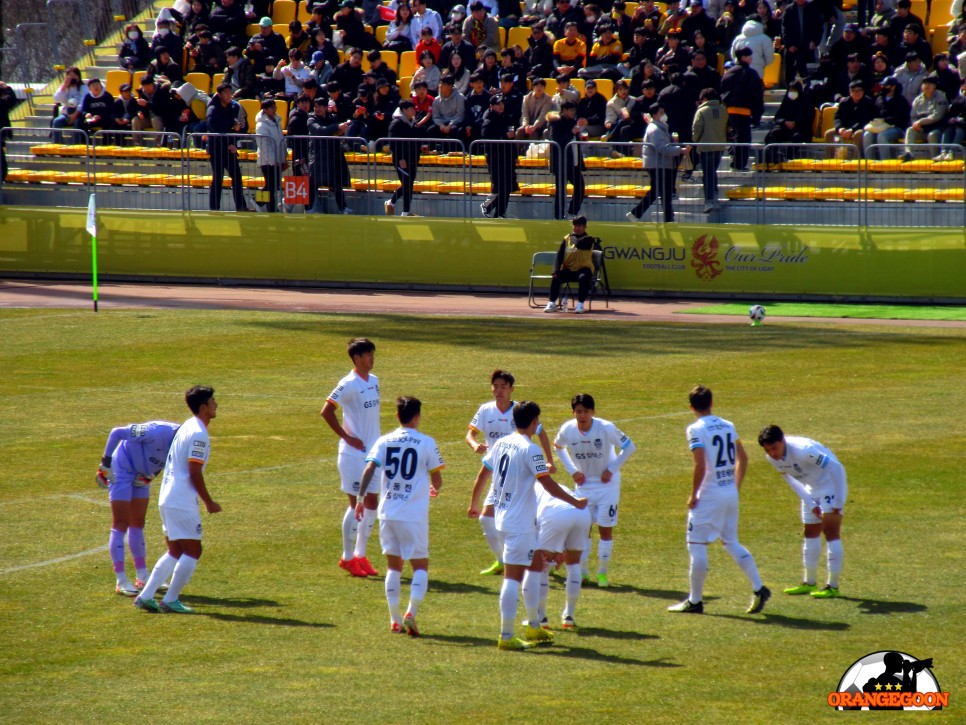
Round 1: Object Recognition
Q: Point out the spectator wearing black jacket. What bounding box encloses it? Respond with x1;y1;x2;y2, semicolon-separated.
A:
577;79;608;136
148;48;185;85
307;97;353;213
336;0;379;51
933;54;962;104
626;27;659;70
888;0;925;46
764;81;816;162
0;79;17;179
333;49;366;101
896;24;933;67
119;23;152;70
781;0;824;83
112;83;139;141
247;18;288;68
188;31;227;74
547;101;587;218
524;22;555;79
150;18;184;65
326;82;355;121
831;54;873;102
80;78;115;133
386;100;421;215
938;77;966;159
463;73;490;143
440;25;478;71
681;0;717;48
224;46;257;99
825;80;876;154
683;51;721;97
134;75;177;132
829;23;870;68
547;0;584;41
479;94;516;218
209;0;251;48
287;93;312;173
862;76;911;158
720;46;763;169
655;29;690;71
206;83;247;211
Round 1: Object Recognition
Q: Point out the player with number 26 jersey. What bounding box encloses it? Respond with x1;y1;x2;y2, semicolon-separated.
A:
687;415;741;496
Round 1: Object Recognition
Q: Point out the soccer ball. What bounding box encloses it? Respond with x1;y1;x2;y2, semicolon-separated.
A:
749;305;766;323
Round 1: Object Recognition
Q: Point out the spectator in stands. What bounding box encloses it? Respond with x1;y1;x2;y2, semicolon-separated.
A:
714;6;740;53
449;3;469;27
895;51;927;103
949;25;966;74
441;24;477;70
871;51;894;92
431;74;466;141
187;30;227;74
764;81;816;161
825;80;875;154
274;48;312;100
655;29;690;71
720;45;763;170
336;0;379;51
660;0;687;36
781;0;824;84
368;51;399;87
901;74;948;158
625;27;658;73
207;83;247;211
580;24;625;81
305;5;332;39
691;30;719;73
209;0;251;49
415;25;443;63
499;48;528;93
412;0;444;41
384;3;415;52
288;20;311;55
657;70;695;180
151;18;184;65
692;87;728;213
413;50;442;94
53;67;88;117
360;0;384;28
111;83;138;141
498;72;524;126
254;98;287;212
148;48;184;84
933;54;962;101
478;49;502;91
325;81;353;120
629;57;665;96
256;56;283;97
463;72;490;142
173;81;210;136
829;23;868;68
224;46;257;99
637;0;665;26
79;78;115;137
682;0;717;47
411;80;435;133
602;79;635;141
446;51;472;94
385;99;421;215
308;51;335;86
937;76;966;159
626;100;687;222
869;28;895;64
310;27;341;67
684;50;721;97
133;75;175;132
552;73;582;109
183;0;211;37
287;93;312;177
861;76;910;158
869;0;895;33
461;1;498;51
479;94;516;218
554;22;587;81
247;17;287;68
897;24;932;66
755;1;781;39
611;0;635;49
498;0;522;29
831;54;872;101
547;0;584;41
520;77;554;139
333;49;367;101
732;19;775;80
307;97;354;213
119;24;152;70
888;0;924;46
576;78;608;136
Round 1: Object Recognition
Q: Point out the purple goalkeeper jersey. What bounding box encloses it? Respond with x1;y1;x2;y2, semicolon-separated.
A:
103;421;181;478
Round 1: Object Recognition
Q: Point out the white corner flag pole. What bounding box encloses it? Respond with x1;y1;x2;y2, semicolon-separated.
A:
86;193;98;312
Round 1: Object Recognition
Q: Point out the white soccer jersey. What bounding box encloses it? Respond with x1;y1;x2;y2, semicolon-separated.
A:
686;415;740;496
367;427;445;524
484;432;548;534
765;436;841;492
468;400;518;444
536;481;579;516
158;416;210;511
554;418;632;481
327;370;381;458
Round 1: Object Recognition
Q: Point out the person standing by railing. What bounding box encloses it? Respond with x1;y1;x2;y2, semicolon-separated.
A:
386;100;421;217
206;83;247;212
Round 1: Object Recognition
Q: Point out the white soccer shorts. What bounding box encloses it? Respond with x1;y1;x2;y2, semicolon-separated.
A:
379;519;429;560
686;490;739;545
801;489;846;523
160;505;202;541
577;480;621;527
338;452;367;496
538;507;592;553
502;532;538;566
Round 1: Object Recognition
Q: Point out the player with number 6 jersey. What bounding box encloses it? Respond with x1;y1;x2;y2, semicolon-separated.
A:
758;425;848;599
553;394;635;588
668;385;770;616
357;396;444;637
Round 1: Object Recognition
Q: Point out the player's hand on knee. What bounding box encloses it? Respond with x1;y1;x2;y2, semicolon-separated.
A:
95;464;114;489
134;475;152;487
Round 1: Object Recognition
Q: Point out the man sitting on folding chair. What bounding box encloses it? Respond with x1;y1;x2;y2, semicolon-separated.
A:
544;215;598;315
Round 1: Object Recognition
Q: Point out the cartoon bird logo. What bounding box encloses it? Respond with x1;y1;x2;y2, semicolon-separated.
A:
691;235;723;280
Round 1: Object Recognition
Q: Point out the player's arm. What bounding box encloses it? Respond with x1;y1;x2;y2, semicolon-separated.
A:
465;426;487;454
555;443;584;484
826;459;847;514
188;460;221;514
96;424;134;486
537;426;557;473
780;472;814;504
355;460;379;519
536;473;587;509
689;448;704;509
430;469;443;496
320;400;365;451
734;440;748;491
468;463;492;518
602;434;636;482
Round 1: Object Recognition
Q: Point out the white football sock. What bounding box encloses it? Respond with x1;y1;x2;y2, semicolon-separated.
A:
724;541;763;592
408;569;428;616
580;537;592;576
522;570;541;626
480;515;503;561
688;543;708;603
499;578;520;640
353;508;377;559
597;539;614;575
826;539;843;588
161;554;198;604
536;568;550;622
564;563;582;618
341;507;358;561
803;536;821;585
385;569;402;624
139;552;177;600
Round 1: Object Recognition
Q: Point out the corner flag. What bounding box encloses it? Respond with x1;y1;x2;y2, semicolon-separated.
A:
86;193;98;312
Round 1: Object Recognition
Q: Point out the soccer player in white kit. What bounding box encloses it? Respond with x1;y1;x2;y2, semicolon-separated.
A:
465;369;556;576
321;338;382;579
134;386;222;614
534;482;593;629
758;425;848;599
668;386;771;615
356;396;444;637
553;394;636;588
468;401;587;651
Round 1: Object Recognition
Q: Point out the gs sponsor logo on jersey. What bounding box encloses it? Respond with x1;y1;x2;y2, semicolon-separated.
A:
364;400;378;408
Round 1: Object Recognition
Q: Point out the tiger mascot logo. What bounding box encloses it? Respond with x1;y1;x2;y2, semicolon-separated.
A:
691;235;723;280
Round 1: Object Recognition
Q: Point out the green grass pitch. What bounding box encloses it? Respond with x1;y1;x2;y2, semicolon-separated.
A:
1;308;963;723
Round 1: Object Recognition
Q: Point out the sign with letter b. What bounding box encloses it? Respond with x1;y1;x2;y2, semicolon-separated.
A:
284;176;309;205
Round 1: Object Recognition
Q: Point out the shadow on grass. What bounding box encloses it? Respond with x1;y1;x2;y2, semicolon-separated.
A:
845;597;927;615
200;612;334;628
575;626;659;641
429;579;498;595
420;633;496;647
606;583;719;603
708;612;850;631
532;646;682;668
183;595;281;608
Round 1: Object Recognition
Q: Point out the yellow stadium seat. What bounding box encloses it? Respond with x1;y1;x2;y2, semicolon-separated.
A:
903;188;938;201
274;23;293;36
276;100;289;129
583;156;608;169
542;77;557;95
399;51;417;78
437;181;467;193
518;156;549;168
131;70;146;89
604;156;640;170
763;54;781;89
933;159;965;172
869;159;903;172
570;78;585;96
726;186;757;200
211;72;226;89
930;28;949;58
507;26;531;49
936;188;966;201
585;183;609;196
243;176;261;188
239;98;261;131
606;183;645;197
398;76;412;99
413;180;440;192
499;27;507;48
812;159;846;171
840;159;869;172
105;69;131;97
869;187;907;201
297;0;311;21
784;186;817;200
519;182;555;195
107;172;143;185
763;186;789;200
376;25;389;44
910;0;928;22
593;78;613;100
273;0;297;24
471;181;490;193
184;72;211;93
814;187;856;201
6;168;31;182
30;143;67;156
899;159;935;172
814;105;835;141
247;24;261;36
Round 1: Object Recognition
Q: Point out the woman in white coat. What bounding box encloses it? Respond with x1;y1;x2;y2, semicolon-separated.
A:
255;99;288;212
731;19;775;80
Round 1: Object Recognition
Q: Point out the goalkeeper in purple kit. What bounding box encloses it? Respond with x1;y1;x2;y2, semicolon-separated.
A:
97;421;180;596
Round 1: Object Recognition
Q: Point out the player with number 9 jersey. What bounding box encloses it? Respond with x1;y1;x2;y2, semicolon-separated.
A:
485;433;548;538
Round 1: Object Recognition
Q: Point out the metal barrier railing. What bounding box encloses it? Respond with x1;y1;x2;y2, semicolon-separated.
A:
468;138;561;221
369;136;468;218
0;126;90;207
91;130;184;211
273;135;368;214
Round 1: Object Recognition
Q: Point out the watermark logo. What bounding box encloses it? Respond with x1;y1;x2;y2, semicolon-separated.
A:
690;235;722;281
827;651;948;710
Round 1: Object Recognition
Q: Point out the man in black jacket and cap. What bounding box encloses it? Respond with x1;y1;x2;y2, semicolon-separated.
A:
720;46;763;170
307;97;353;213
479;93;517;219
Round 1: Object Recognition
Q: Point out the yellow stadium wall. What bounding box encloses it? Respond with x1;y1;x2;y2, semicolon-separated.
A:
1;207;964;300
